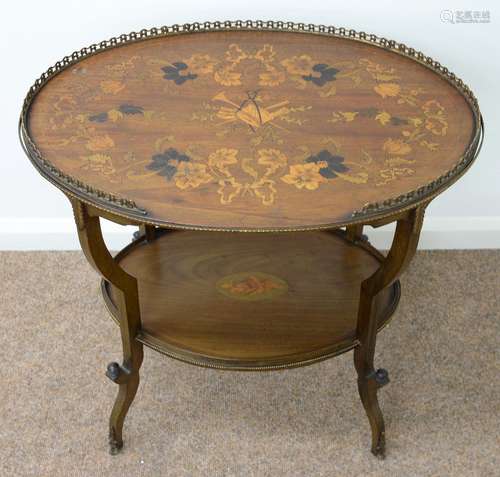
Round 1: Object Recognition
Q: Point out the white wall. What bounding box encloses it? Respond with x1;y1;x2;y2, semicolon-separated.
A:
1;0;499;250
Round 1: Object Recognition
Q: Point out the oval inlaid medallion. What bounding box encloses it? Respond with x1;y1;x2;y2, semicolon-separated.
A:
216;271;288;301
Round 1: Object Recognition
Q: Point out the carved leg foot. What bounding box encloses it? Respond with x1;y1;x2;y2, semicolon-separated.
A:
357;365;390;459
106;356;142;455
109;428;124;455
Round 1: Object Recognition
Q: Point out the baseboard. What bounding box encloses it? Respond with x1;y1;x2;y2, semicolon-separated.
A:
0;217;498;250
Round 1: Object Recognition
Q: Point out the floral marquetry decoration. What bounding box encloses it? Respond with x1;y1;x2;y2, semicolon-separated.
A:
216;272;289;301
25;28;478;230
19;26;483;465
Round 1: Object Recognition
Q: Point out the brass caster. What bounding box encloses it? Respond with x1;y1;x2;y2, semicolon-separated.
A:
109;440;123;455
371;431;386;459
109;430;123;455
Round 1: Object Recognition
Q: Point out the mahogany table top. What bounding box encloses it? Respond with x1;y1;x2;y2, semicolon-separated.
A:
21;24;482;231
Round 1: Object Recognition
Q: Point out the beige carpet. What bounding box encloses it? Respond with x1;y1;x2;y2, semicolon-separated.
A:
0;250;498;477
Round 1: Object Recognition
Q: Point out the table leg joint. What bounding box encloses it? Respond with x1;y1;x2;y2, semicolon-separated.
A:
345;224;368;244
133;224;157;242
106;362;135;384
366;368;390;388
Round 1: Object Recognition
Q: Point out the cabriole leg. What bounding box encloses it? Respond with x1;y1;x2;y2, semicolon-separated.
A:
71;199;143;455
354;206;425;458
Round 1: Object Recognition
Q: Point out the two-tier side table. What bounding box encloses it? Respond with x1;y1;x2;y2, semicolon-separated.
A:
19;22;483;458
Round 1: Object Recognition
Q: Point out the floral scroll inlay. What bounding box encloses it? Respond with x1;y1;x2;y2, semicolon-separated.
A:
160;44;342;91
80;154;115;175
374;83;401;98
89;104;144;123
161;62;198;85
281;163;326;191
48;40;453;208
147;148;190;180
302;63;340;87
99;80;126;95
382;139;412;156
144;144;366;204
85;135;115;152
305;150;349;178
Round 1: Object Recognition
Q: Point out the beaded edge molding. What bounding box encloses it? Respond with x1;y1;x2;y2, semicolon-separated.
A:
19;20;483;227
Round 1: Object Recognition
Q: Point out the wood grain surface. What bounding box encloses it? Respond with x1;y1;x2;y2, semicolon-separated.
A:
27;30;477;230
105;230;399;369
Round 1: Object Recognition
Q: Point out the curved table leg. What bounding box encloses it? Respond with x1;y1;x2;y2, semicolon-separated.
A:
71;199;143;455
354;206;425;458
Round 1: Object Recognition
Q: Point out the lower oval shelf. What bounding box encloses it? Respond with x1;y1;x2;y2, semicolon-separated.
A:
102;229;400;371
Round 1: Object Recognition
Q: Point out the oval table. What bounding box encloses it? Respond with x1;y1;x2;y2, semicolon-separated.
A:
19;21;483;458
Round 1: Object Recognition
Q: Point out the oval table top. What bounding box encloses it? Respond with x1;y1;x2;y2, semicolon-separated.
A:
21;23;482;231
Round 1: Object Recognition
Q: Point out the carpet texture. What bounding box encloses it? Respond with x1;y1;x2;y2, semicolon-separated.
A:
0;250;498;477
